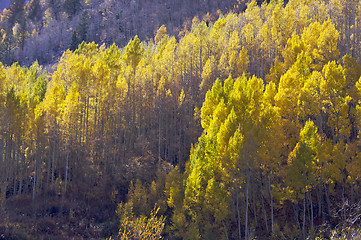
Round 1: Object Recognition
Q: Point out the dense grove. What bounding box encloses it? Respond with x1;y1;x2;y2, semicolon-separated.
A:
0;0;242;66
1;0;361;239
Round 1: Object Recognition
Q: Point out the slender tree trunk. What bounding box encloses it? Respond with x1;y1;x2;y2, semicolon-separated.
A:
236;187;242;240
342;180;346;222
64;150;69;194
46;138;51;192
51;133;56;191
85;97;89;145
318;109;323;146
222;220;229;240
123;117;127;160
268;174;274;233
317;186;322;219
351;182;354;205
294;204;301;233
132;71;136;136
324;184;331;219
158;106;161;160
309;191;314;230
18;166;22;195
245;174;249;240
252;184;257;225
303;195;306;239
13;148;17;196
113;113;118;166
261;192;269;233
32;159;36;201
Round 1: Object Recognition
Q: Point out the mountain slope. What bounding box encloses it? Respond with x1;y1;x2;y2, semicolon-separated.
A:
0;0;245;66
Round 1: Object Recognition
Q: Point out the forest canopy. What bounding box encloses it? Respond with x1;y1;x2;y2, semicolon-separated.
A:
1;0;361;239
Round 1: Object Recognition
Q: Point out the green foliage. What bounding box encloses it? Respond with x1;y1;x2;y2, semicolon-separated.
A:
114;204;165;240
2;0;361;239
123;35;144;71
287;120;320;199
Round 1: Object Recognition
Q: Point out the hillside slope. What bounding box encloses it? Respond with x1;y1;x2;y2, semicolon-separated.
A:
0;0;244;66
2;0;361;239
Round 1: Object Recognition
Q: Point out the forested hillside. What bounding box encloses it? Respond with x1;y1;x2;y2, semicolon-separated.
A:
1;0;361;239
0;0;243;66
